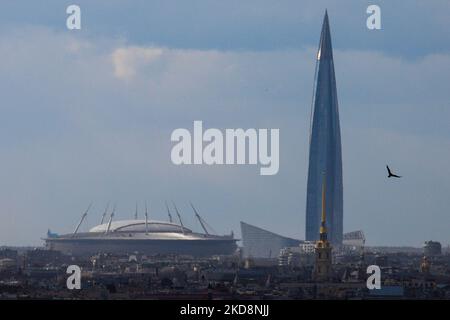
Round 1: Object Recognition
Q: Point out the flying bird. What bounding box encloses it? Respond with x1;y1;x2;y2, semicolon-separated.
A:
386;165;401;178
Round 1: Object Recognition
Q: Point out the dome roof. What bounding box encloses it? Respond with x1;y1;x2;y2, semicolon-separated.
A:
89;219;192;234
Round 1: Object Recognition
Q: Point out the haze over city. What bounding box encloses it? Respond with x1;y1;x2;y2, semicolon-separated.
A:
0;0;449;247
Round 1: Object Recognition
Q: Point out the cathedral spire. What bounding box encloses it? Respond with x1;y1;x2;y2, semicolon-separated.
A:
314;170;333;282
320;172;327;241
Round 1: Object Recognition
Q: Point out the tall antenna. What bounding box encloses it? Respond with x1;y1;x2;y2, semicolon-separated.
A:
190;202;209;235
134;202;138;220
105;204;115;234
165;201;173;223
100;202;109;225
73;203;92;236
172;201;185;235
144;201;149;234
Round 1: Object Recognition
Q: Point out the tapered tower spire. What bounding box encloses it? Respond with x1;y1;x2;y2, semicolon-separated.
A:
317;11;333;61
306;11;343;245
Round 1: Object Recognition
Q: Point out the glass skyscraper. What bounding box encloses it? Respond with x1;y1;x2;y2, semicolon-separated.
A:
305;12;343;245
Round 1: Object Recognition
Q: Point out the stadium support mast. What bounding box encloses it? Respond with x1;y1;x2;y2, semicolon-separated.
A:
145;201;149;234
172;202;185;235
105;205;115;234
100;202;109;225
165;201;173;223
73;203;92;236
190;202;209;235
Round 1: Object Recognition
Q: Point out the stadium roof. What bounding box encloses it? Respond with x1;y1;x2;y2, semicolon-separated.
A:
89;219;192;233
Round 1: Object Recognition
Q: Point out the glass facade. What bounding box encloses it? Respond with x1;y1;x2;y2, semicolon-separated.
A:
240;222;301;258
306;12;343;245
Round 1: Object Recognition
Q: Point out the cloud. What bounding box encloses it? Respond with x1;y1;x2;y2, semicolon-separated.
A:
111;46;164;80
3;1;450;58
0;27;449;246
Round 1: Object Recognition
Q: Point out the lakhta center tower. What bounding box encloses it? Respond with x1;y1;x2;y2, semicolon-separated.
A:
305;11;343;245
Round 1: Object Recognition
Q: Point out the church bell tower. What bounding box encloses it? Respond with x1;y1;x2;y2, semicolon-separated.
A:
314;173;333;282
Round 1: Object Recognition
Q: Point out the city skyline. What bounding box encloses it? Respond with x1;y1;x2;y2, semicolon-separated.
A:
0;1;450;247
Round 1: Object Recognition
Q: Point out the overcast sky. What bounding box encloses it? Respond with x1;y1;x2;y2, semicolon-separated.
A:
0;1;449;246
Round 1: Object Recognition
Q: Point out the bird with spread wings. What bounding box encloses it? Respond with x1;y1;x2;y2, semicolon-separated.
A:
386;165;401;178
